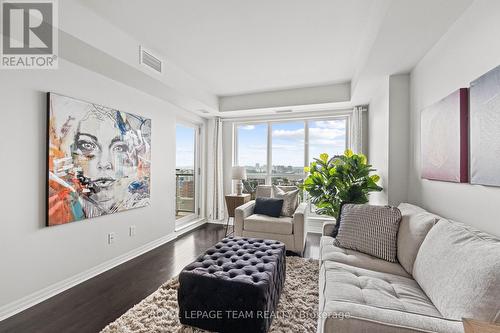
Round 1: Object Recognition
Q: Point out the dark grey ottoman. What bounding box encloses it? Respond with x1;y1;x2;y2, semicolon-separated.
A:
178;237;286;333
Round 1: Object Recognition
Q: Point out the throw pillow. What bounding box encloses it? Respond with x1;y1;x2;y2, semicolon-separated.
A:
334;204;402;262
254;197;284;218
272;185;299;217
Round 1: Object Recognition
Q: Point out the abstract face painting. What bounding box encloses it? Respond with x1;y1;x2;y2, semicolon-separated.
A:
47;93;151;226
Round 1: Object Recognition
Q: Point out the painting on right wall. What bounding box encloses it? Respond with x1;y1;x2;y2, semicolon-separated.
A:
470;64;500;187
421;88;469;183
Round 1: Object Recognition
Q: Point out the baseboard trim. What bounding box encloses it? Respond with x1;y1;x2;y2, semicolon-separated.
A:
207;219;226;225
0;219;207;322
174;218;206;233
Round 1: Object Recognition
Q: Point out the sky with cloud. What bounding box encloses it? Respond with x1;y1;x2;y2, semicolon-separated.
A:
176;124;196;169
237;119;346;168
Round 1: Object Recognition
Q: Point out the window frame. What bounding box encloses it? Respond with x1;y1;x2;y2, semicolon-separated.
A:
233;114;351;185
175;121;202;229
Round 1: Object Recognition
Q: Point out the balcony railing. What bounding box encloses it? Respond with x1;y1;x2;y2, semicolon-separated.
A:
176;173;195;219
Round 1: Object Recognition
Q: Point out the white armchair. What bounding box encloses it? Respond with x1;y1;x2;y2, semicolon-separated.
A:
234;185;307;255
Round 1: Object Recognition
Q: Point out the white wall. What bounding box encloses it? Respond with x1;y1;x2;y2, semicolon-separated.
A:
0;59;206;313
0;0;210;317
388;74;410;205
367;74;410;206
368;77;390;205
409;0;500;236
61;0;218;113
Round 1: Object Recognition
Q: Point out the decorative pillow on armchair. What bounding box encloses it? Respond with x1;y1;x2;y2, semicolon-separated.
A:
254;197;284;218
334;204;402;262
272;185;299;217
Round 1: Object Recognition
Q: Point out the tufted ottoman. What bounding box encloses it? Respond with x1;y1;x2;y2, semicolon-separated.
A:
178;237;286;333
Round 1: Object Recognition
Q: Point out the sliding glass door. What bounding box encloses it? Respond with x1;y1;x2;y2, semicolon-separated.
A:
175;123;200;227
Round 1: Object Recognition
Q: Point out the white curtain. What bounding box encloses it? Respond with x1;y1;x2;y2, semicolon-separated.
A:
350;105;367;154
206;117;225;221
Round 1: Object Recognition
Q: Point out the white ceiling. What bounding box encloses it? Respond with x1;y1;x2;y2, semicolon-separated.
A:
81;0;378;96
81;0;473;112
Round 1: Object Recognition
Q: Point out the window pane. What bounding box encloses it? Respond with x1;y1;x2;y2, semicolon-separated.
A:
270;122;305;188
237;123;268;177
271;122;305;176
308;119;347;162
176;124;195;219
271;176;304;187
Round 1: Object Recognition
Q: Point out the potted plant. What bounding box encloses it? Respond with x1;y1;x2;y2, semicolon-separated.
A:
300;149;382;218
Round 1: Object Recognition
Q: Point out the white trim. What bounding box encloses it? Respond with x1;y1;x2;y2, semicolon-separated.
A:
0;220;207;322
267;123;272;184
307;215;336;234
307;222;324;234
207;219;226;225
221;108;352;122
175;122;203;227
174;217;205;233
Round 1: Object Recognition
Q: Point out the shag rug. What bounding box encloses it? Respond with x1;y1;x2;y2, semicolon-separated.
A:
101;256;319;333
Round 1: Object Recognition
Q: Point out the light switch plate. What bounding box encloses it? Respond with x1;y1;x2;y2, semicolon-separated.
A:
108;232;116;244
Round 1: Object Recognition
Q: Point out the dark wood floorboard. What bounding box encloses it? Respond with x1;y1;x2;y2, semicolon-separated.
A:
0;224;320;333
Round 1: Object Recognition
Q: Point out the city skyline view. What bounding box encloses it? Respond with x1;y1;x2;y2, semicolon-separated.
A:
237;119;347;174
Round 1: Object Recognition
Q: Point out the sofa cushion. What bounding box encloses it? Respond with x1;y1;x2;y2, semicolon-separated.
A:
272;185;299;217
319;300;463;333
244;214;293;235
253;197;283;218
255;185;272;198
397;203;439;275
397;202;426;215
334;204;402;262
319;261;442;318
320;236;410;278
256;185;298;199
413;219;500;323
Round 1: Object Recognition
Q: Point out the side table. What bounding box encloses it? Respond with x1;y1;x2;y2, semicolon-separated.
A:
224;194;251;236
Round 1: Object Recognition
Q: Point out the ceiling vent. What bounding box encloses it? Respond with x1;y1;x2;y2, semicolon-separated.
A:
275;109;293;114
139;46;163;73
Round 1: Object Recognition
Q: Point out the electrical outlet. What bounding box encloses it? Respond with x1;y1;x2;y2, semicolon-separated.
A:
129;225;136;237
108;232;116;244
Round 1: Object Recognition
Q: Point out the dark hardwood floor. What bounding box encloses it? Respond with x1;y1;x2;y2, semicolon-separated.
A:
0;223;320;333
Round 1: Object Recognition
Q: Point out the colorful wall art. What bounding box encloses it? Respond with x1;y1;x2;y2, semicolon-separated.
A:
47;93;151;226
470;64;500;187
421;88;468;183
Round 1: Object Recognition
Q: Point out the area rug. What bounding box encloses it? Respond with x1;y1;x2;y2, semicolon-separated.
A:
101;256;319;333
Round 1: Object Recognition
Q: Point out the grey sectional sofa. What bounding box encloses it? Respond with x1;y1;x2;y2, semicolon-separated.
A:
318;203;500;333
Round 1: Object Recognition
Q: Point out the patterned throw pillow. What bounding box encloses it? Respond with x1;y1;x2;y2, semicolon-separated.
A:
272;186;299;217
334;204;402;262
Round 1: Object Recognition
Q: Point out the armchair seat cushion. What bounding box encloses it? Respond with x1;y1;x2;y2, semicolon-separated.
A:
244;214;293;235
